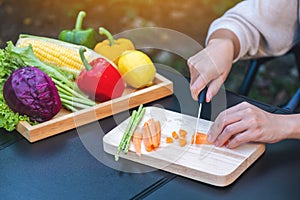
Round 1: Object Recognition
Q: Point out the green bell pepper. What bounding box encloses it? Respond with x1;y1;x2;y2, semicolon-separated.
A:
58;11;97;49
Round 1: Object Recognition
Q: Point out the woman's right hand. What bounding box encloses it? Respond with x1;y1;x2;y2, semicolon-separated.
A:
187;38;235;102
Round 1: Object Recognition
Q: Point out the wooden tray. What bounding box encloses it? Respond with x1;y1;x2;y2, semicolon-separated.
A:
16;74;173;143
103;106;266;187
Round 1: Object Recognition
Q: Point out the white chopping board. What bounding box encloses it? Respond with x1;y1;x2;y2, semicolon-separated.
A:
103;106;265;187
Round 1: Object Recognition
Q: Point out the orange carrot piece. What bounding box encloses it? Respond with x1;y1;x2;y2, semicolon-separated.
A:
172;131;179;139
179;129;187;138
191;132;211;145
142;125;153;152
155;120;161;146
144;121;153;145
141;118;162;152
132;131;143;156
166;137;174;143
148;119;159;149
179;138;187;147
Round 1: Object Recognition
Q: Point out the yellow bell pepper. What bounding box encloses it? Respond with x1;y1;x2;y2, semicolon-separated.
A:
94;27;135;64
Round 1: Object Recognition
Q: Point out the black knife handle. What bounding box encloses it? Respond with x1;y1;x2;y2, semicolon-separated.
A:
198;86;208;104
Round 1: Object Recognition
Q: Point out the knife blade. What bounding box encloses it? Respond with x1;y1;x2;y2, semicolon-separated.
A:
194;86;208;144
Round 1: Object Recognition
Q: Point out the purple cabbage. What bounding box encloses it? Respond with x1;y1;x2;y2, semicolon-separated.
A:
3;66;62;122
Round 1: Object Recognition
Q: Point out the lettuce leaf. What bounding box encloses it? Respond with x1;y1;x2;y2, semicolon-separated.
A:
0;42;34;131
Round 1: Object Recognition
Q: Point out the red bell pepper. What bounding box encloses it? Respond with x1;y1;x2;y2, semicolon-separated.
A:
77;47;125;102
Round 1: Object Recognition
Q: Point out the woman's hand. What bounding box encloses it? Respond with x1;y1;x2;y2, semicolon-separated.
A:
188;38;235;102
207;102;289;148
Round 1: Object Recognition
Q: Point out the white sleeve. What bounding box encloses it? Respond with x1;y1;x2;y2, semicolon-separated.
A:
206;0;300;60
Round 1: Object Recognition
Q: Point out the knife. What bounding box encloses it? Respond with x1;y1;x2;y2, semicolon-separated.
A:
194;86;208;144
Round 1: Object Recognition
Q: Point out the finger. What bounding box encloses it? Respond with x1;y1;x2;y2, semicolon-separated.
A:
188;48;230;101
189;67;214;101
190;75;206;100
188;55;205;100
208;108;244;143
226;130;253;149
187;51;207;85
215;120;248;147
187;58;198;86
206;76;224;102
188;49;217;83
220;101;253;114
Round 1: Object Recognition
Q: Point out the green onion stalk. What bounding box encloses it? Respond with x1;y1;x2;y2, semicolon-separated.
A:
115;105;145;161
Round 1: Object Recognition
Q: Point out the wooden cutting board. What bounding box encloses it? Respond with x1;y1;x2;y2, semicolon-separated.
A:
103;106;265;187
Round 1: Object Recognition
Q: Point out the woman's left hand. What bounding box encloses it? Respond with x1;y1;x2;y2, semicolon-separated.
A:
207;102;287;148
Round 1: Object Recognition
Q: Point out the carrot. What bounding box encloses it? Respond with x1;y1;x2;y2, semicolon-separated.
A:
142;125;153;152
155;120;161;146
148;119;159;148
179;138;187;147
191;132;211;145
179;129;187;138
141;118;162;152
172;131;179;139
132;131;143;156
166;137;174;143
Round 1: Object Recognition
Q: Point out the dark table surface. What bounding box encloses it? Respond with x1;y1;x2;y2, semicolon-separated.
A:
1;67;300;200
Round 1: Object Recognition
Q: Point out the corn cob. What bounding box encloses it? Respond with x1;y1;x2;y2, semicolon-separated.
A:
16;34;117;75
18;38;83;70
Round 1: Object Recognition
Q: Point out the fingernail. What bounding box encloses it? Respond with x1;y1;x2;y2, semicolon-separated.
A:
215;140;219;147
206;92;211;102
193;90;198;100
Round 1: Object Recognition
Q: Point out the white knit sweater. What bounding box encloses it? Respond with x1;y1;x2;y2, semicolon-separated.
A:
206;0;300;60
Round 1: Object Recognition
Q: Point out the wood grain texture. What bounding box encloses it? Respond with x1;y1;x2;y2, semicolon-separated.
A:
103;107;266;187
16;73;173;143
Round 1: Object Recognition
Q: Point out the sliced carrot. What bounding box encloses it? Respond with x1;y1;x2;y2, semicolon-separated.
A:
148;119;159;148
144;121;153;144
191;132;211;145
179;138;187;147
155;120;161;146
132;131;143;156
142;126;153;152
172;131;179;139
179;129;187;138
166;137;174;143
140;118;162;152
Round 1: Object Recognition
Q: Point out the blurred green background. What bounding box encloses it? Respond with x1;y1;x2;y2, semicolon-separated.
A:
0;0;299;107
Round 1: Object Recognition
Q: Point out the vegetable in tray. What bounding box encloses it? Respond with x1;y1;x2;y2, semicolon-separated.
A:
0;38;97;131
58;11;98;49
94;27;135;64
0;9;162;141
0;44;33;131
3;67;61;123
117;50;156;89
77;47;125;102
11;40;96;112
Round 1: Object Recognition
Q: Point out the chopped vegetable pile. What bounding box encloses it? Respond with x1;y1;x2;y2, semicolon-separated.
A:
166;129;188;147
166;130;211;147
